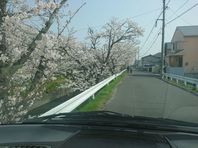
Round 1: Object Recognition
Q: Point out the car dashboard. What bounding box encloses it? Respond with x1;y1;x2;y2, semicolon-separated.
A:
0;124;198;148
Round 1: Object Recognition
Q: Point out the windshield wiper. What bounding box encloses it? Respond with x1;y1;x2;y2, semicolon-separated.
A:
23;111;198;129
22;111;198;134
23;111;131;123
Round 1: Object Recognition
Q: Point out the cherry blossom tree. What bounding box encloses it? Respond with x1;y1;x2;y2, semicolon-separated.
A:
87;18;143;81
0;0;85;123
0;1;143;123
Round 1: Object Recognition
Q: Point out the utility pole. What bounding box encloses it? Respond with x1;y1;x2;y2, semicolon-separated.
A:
161;0;166;76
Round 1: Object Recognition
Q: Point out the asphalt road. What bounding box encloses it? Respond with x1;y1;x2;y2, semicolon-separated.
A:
104;71;198;123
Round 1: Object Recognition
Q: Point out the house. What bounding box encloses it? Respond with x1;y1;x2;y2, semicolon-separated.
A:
134;59;142;69
165;26;198;78
141;52;161;73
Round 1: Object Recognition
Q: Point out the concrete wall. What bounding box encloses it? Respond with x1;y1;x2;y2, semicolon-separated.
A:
182;37;198;73
171;30;184;43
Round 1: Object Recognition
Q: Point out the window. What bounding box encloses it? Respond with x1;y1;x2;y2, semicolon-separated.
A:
169;56;183;67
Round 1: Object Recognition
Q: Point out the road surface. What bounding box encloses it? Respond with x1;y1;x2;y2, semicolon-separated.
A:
104;71;198;123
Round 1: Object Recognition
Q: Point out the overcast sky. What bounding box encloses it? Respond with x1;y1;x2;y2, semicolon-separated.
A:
64;0;198;58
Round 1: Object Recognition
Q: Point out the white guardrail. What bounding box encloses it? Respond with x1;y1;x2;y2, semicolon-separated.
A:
40;70;126;117
162;73;198;89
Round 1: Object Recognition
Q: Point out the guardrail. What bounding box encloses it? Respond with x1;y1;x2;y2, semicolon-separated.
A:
40;70;126;117
162;73;198;89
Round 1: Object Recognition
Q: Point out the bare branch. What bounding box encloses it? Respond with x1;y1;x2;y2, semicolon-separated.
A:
57;2;86;38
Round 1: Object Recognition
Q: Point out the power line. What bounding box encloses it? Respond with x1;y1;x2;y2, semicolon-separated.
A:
167;0;190;20
141;2;197;58
141;33;160;57
173;0;190;14
140;29;161;57
140;10;163;50
139;0;171;54
166;0;171;6
76;8;161;32
169;8;191;25
131;8;161;19
140;24;155;50
140;1;197;70
166;2;198;25
139;0;197;61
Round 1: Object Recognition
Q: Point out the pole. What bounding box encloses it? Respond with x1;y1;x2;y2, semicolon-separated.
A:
161;0;166;76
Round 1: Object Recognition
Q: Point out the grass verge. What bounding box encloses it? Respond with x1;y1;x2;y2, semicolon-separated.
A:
163;78;198;95
75;72;127;112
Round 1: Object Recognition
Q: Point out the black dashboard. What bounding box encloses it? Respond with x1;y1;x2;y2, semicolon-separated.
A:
1;124;198;148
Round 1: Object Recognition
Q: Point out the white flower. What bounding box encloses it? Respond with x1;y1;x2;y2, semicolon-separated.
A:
0;54;9;62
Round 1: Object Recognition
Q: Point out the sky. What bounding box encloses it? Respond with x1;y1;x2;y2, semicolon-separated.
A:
65;0;198;58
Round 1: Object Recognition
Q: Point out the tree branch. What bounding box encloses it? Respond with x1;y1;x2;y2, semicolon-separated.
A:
57;2;86;38
9;0;68;75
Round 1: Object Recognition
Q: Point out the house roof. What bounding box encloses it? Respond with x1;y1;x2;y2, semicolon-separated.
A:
153;52;161;58
176;26;198;37
141;54;151;59
142;52;161;59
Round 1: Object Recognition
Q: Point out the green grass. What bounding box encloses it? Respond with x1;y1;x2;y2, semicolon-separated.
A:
75;72;127;112
26;72;126;117
45;75;65;93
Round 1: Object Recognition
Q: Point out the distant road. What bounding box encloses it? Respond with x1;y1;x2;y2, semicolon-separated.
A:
104;71;198;123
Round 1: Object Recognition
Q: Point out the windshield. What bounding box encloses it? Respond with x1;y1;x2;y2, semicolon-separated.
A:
0;0;198;125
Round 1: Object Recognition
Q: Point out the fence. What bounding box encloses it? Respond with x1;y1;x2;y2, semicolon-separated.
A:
163;73;198;90
40;70;126;117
